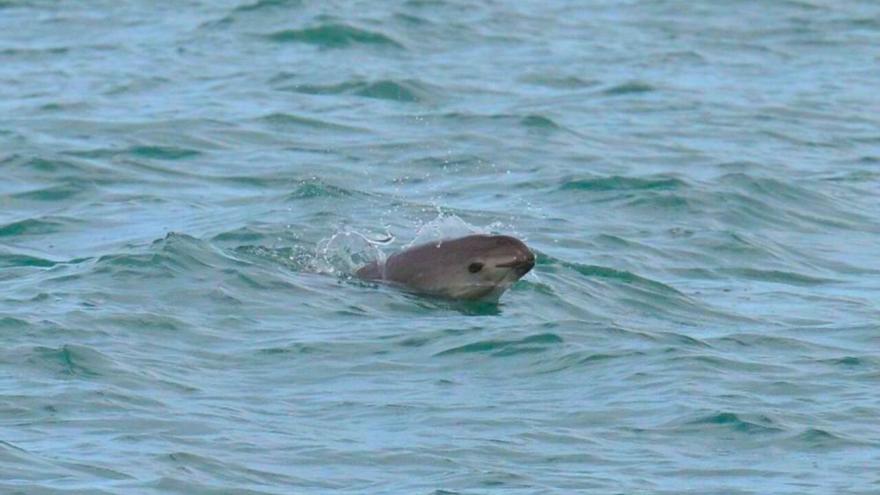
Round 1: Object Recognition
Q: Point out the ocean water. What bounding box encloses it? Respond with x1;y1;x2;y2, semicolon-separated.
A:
2;0;880;493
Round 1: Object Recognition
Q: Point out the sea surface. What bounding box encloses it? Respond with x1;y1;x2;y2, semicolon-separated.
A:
2;1;880;493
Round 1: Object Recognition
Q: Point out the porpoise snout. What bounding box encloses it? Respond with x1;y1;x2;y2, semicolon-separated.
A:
496;249;536;276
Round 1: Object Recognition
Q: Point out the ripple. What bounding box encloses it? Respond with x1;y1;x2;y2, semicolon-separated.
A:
717;173;876;230
535;349;648;374
560;260;687;297
257;112;365;131
353;80;430;102
519;73;598;89
156;450;310;488
233;0;302;13
10;182;87;201
0;252;56;268
670;354;791;374
92;233;238;279
233;244;313;272
279;79;436;103
0;46;69;57
681;411;785;434
434;333;563;357
265;24;404;49
718;267;836;286
560;175;687;192
520;114;561;130
211;227;270;244
256;343;323;355
0;315;32;329
818;355;877;369
285;179;354;200
23;344;116;378
0;217;64;237
783;428;870;450
0;440;127;492
601;81;656;95
126;145;201;160
712;333;839;354
4;155;91;177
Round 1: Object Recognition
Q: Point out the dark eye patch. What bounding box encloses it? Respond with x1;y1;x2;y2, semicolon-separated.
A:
468;262;484;273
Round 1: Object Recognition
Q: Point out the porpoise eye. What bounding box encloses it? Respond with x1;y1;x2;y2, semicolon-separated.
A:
468;262;484;273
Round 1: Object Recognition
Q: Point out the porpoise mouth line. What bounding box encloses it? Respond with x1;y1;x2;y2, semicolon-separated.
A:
495;252;536;269
495;259;534;269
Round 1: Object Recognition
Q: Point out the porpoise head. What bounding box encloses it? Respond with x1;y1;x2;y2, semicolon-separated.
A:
376;234;536;300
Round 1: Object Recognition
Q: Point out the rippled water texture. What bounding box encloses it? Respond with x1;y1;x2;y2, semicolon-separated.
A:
2;1;880;493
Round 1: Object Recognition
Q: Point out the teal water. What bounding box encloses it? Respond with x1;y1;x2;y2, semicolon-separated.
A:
2;1;880;493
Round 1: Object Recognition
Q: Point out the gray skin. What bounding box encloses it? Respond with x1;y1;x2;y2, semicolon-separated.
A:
356;234;535;300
